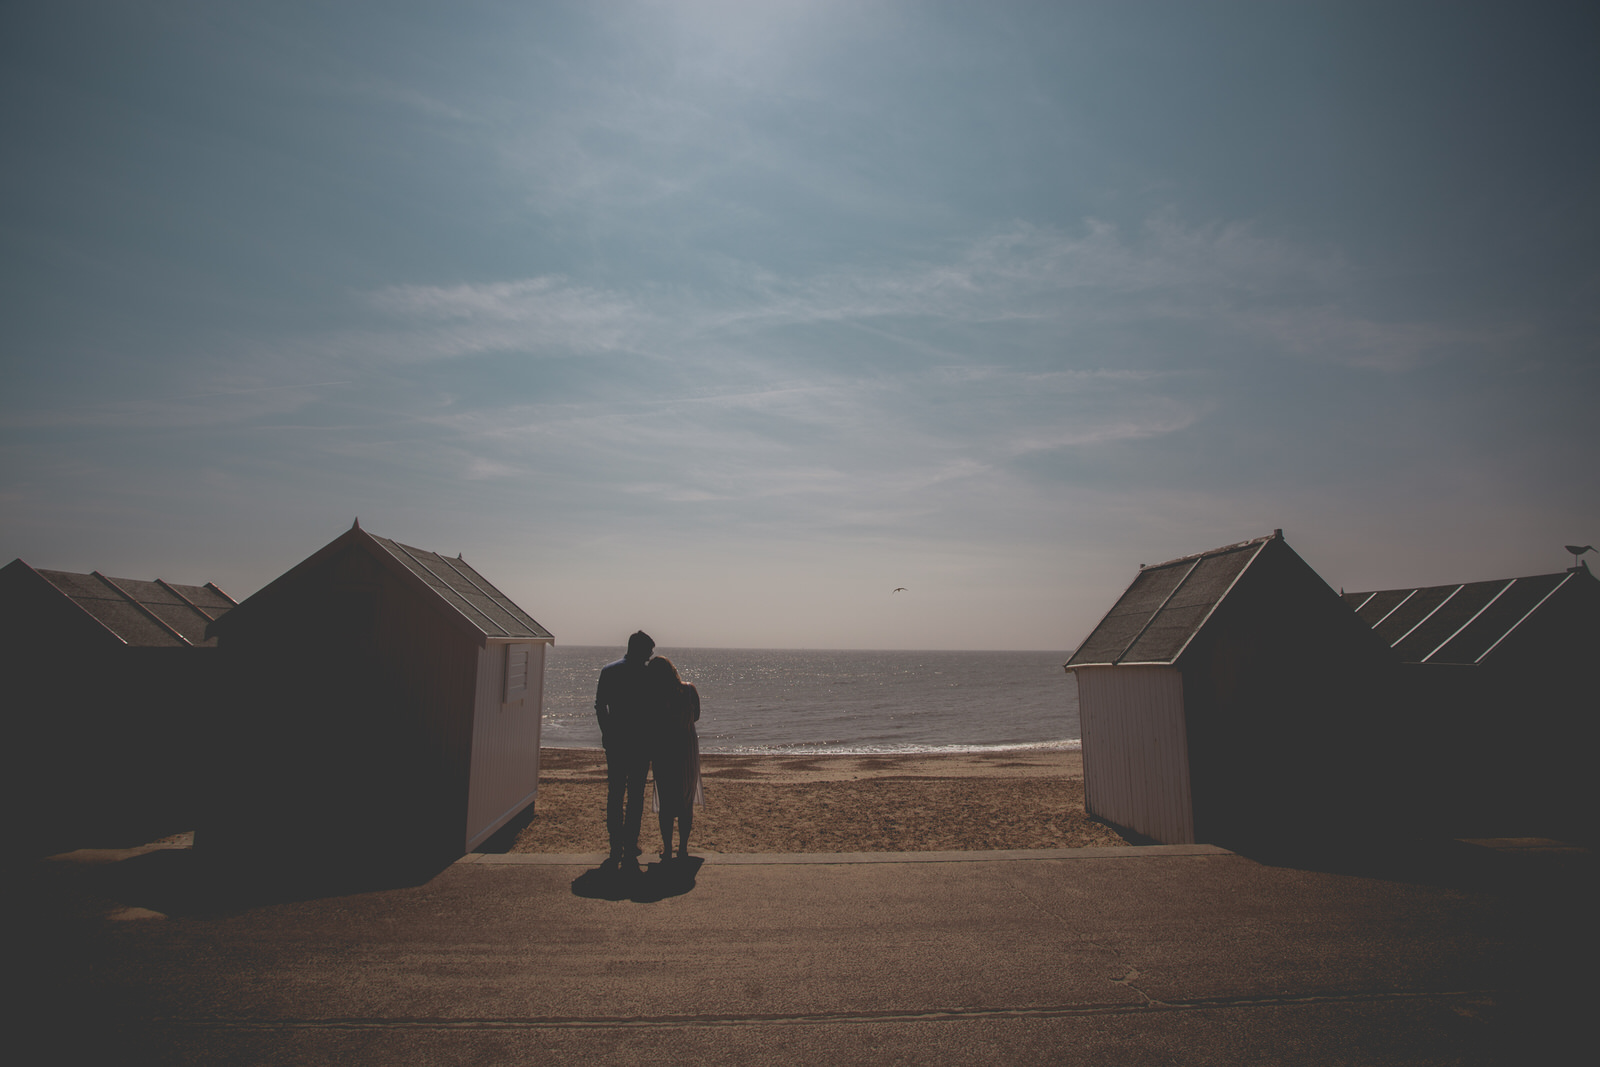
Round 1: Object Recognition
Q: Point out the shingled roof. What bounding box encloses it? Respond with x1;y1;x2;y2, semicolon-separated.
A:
2;559;237;647
1066;532;1279;668
1343;568;1587;665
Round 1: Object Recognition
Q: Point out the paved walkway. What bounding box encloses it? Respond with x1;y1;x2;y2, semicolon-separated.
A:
19;838;1595;1065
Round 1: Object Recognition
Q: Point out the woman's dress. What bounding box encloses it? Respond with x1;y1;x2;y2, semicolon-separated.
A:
653;682;704;814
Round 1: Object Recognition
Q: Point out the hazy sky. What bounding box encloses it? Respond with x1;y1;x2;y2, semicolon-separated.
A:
3;1;1596;650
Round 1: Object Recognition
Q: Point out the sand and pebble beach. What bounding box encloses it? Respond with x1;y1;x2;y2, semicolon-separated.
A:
499;747;1130;854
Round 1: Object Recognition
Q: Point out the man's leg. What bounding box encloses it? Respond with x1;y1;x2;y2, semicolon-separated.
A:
604;748;629;860
621;749;650;859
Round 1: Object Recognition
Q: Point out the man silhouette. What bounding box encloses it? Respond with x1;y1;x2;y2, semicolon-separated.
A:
594;630;656;869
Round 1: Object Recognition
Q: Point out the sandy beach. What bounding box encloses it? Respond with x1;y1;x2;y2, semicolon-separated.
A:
496;747;1130;854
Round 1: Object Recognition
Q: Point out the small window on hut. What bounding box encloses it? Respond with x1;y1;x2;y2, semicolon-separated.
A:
504;643;532;704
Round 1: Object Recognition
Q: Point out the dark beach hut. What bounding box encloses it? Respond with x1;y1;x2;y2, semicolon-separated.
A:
1343;561;1600;840
0;558;237;852
198;521;554;867
1064;531;1399;846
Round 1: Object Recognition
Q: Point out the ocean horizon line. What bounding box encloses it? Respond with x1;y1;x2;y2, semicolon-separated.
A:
555;643;1075;656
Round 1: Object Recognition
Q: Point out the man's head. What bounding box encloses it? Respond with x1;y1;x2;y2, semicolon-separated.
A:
625;630;655;663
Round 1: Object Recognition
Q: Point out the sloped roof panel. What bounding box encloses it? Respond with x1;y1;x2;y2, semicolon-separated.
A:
169;582;237;618
433;554;549;638
41;571;176;645
1121;546;1259;663
1427;573;1568;664
1067;561;1193;666
35;569;234;647
1372;584;1455;646
106;578;215;645
1346;588;1410;626
1390;579;1509;662
1066;534;1271;667
372;536;553;641
1346;570;1575;665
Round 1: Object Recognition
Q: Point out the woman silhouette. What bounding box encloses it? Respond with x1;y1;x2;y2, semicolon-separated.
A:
648;656;703;861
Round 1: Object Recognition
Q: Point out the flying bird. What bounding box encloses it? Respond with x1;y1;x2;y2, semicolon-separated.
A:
892;587;907;594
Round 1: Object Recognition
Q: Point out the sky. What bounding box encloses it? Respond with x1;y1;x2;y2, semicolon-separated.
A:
2;1;1596;651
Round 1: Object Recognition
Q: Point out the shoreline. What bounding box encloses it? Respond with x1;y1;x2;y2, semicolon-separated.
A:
501;746;1119;854
538;745;1084;784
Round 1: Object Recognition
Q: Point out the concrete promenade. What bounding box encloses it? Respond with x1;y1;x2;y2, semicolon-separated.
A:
18;838;1595;1065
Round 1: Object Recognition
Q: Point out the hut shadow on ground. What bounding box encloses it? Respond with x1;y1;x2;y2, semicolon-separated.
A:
53;846;457;919
1222;824;1596;894
473;803;541;854
1228;827;1596;1066
571;857;703;902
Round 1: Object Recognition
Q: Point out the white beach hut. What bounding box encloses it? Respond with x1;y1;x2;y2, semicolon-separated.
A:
199;521;554;866
1065;532;1399;846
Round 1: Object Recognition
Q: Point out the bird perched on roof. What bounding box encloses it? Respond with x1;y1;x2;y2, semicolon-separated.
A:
892;587;907;593
1566;545;1595;565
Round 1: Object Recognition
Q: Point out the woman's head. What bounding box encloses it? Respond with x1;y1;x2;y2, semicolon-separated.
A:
648;656;681;683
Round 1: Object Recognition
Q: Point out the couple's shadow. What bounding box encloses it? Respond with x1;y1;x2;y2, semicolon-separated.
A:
572;856;704;902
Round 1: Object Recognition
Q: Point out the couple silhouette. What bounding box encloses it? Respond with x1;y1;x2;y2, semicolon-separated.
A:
593;631;704;870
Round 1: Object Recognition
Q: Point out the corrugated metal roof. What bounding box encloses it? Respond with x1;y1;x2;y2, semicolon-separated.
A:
1066;533;1276;668
368;534;554;641
1343;571;1574;664
33;567;237;647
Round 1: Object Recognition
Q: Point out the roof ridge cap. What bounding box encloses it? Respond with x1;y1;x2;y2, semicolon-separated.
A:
1347;569;1574;597
1141;531;1279;571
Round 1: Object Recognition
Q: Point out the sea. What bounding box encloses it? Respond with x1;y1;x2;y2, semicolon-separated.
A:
540;646;1081;755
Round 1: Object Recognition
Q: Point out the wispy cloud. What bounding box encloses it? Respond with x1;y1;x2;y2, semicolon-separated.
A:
1;208;1461;487
312;211;1460;524
357;214;1458;373
368;277;652;357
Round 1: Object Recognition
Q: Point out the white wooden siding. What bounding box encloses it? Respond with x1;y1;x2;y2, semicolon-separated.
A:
464;640;547;851
1076;665;1195;844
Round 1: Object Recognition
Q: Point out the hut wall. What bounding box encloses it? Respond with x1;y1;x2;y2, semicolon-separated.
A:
1396;579;1599;841
464;640;546;851
1486;580;1598;842
1389;663;1497;834
201;543;480;863
371;573;480;858
1076;665;1194;844
1;565;221;853
1176;547;1400;845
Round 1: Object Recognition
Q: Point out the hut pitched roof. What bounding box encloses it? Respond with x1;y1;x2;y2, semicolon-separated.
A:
1;558;236;647
365;532;553;641
208;523;553;645
1066;532;1280;668
1343;564;1596;665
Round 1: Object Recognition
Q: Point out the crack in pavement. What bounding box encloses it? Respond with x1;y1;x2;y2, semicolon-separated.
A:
994;867;1143;999
155;989;1491;1032
1109;966;1157;1008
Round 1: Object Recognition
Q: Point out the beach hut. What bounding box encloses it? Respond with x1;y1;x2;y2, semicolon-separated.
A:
198;521;554;867
1343;561;1600;839
0;558;237;851
1064;532;1400;846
